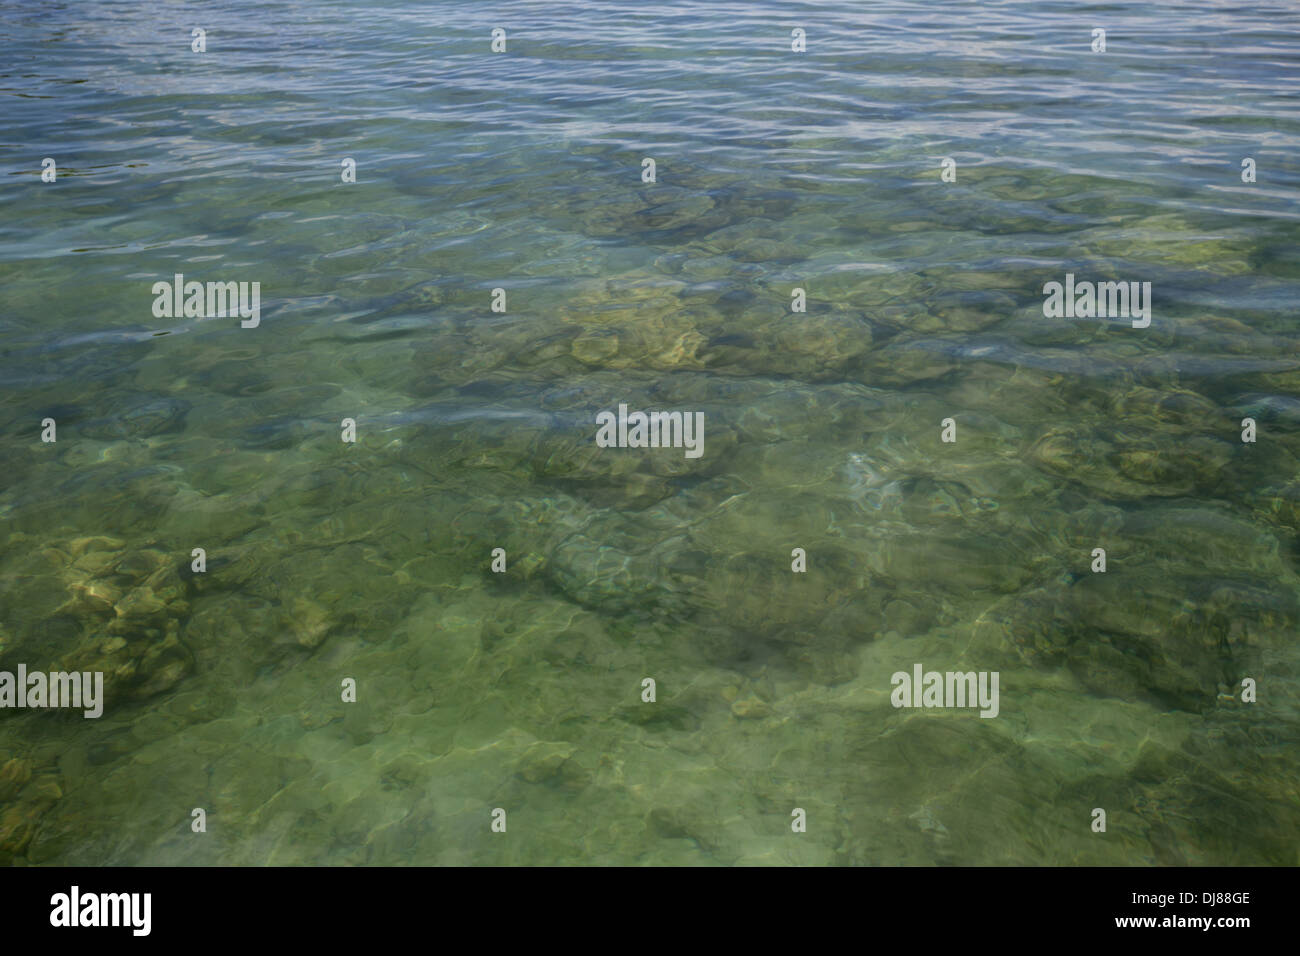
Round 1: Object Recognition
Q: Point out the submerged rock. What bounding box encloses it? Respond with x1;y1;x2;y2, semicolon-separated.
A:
1026;425;1233;499
0;535;195;715
974;567;1297;713
78;396;190;440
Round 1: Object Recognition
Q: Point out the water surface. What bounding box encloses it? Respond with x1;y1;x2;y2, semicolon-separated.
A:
1;0;1299;865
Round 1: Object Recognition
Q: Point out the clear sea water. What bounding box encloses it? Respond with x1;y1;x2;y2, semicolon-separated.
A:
1;0;1299;864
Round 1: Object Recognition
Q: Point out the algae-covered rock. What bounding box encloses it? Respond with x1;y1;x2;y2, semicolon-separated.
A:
0;756;32;802
0;535;196;714
1026;425;1233;499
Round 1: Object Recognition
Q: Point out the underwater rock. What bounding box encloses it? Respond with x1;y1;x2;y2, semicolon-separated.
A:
0;536;200;709
870;530;1045;596
553;278;708;372
544;528;673;615
78;396;190;440
730;695;771;720
1248;480;1300;536
553;184;716;239
0;756;32;802
1107;385;1222;430
860;339;959;387
570;329;620;365
513;741;584;787
633;191;721;237
647;806;723;851
519;480;890;669
127;633;193;698
286;596;333;649
905;289;1018;334
691;309;876;382
1026;425;1233;499
0;772;61;858
974;565;1297;713
693;220;806;263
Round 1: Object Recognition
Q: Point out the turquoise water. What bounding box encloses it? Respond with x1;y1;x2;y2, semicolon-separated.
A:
1;0;1299;864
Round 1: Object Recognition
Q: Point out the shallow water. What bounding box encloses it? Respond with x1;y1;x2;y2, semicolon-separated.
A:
1;0;1299;865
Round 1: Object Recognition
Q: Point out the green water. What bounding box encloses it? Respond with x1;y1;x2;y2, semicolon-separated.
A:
1;0;1299;865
